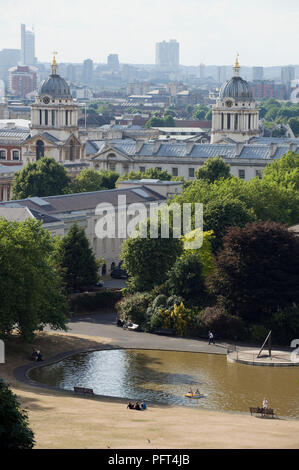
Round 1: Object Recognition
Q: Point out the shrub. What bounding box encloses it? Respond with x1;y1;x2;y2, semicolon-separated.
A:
269;306;299;345
201;305;247;340
151;302;200;336
116;292;153;325
0;379;35;449
70;289;123;313
249;324;269;344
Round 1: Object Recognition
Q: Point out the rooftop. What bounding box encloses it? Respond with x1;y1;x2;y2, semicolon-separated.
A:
0;186;166;215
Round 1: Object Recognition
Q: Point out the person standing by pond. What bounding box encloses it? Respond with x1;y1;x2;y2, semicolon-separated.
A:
208;331;215;345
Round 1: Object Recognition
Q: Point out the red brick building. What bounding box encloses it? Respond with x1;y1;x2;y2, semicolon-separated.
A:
9;65;37;98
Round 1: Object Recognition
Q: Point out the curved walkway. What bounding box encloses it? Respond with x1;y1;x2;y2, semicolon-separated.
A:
65;311;228;354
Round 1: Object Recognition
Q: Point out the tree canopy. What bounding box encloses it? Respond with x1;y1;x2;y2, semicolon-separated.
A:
0;379;35;449
165;252;206;305
208;221;299;323
12;157;71;199
120;219;183;292
145;114;175;128
70;169;119;193
262;151;299;190
0;218;67;341
195;157;231;183
56;223;99;292
117;167;172;183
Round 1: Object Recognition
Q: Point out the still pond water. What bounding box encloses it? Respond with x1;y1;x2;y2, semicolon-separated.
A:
29;349;299;417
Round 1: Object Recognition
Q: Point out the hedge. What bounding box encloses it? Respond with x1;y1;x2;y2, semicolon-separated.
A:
70;289;123;313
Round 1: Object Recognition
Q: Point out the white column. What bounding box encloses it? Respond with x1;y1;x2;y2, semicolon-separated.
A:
224;113;228;130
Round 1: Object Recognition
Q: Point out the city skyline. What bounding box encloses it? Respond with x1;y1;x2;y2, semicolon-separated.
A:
0;0;298;67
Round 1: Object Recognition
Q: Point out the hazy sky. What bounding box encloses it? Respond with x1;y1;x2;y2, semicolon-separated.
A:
1;0;298;66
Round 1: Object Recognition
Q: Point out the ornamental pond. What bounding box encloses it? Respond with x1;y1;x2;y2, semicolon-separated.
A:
29;349;299;418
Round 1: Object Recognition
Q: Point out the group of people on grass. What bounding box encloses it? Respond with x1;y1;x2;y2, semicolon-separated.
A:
31;348;43;362
127;400;147;410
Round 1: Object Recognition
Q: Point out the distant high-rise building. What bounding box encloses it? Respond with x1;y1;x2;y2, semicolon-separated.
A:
107;54;119;71
82;59;93;84
199;63;205;79
21;24;35;66
66;64;77;83
0;49;21;83
217;66;227;83
155;40;179;70
9;65;37;98
252;66;263;81
281;66;295;84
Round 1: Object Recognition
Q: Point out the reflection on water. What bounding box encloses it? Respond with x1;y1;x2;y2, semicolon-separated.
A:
29;349;299;417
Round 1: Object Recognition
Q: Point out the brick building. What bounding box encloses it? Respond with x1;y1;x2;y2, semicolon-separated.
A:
9;65;37;98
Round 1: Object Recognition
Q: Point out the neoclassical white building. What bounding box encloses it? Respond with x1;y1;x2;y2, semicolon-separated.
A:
211;55;260;143
22;54;85;164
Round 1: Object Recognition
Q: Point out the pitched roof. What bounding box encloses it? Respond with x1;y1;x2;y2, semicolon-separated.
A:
0;186;165;215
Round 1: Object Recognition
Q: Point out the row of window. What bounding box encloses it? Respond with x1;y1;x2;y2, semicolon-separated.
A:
0;149;20;160
107;163;262;180
239;169;262;179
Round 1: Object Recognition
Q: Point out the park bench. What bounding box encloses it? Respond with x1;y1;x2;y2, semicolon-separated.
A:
153;328;175;336
74;386;94;396
249;407;275;418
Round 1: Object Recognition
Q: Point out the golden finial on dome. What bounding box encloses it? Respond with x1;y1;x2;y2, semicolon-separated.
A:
234;52;240;69
51;51;58;74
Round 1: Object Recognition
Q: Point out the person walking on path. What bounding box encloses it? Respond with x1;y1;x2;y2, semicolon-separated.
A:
208;331;215;345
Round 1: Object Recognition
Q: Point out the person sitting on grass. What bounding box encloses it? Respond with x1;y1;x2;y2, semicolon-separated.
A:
134;401;141;410
141;400;147;410
36;349;43;362
127;401;134;409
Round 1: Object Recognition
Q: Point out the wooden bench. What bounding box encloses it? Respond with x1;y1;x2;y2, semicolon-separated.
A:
250;407;275;418
74;386;94;396
153;328;175;336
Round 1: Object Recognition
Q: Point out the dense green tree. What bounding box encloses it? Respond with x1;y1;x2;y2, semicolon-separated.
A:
56;223;99;292
176;174;299;228
289;117;299;137
203;197;254;251
121;219;183;292
12;157;71;199
71;169;119;193
165;252;206;305
100;170;120;189
117;167;171;183
195;156;231;183
262;151;299;190
0;218;67;341
145;114;175;128
192;105;209;120
0;379;35;449
185;104;194;116
208;221;299;323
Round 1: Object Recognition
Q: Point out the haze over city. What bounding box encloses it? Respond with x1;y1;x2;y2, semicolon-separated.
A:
1;0;299;65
